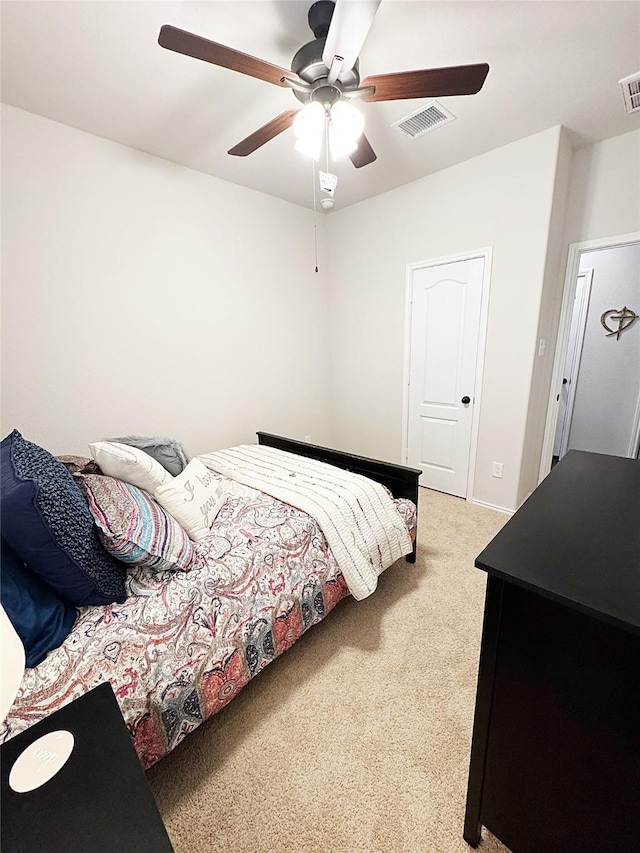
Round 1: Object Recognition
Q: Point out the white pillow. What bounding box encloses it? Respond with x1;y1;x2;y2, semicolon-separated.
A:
154;459;226;541
89;441;171;494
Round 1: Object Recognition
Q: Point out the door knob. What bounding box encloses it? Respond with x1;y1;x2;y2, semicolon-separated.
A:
461;396;471;405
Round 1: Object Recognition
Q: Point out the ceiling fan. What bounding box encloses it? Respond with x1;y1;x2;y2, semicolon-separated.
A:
158;0;489;169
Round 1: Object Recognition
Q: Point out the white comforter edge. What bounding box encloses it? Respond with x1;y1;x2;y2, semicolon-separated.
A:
198;445;412;600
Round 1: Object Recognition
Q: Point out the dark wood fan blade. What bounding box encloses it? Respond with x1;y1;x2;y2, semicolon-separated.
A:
228;109;300;156
158;25;297;87
361;63;489;102
349;133;377;168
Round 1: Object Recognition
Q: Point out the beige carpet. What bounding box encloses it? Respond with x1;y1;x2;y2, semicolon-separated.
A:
147;488;512;853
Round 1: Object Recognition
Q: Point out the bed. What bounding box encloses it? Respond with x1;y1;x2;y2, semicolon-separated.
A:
1;432;420;769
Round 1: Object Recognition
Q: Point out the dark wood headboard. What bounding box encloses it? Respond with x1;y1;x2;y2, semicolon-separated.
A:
256;432;421;563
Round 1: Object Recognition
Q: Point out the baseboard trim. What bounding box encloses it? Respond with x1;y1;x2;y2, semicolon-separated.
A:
470;498;514;516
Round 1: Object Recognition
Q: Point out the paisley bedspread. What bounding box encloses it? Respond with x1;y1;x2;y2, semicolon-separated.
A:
0;483;416;769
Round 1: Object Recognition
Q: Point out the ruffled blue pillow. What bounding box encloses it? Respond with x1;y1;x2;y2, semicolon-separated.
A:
1;430;127;606
1;538;77;669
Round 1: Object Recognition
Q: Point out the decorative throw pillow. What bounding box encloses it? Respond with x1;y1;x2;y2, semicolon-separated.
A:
154;459;226;541
1;538;77;669
77;473;195;572
89;441;171;494
107;436;189;477
1;431;127;607
57;455;100;476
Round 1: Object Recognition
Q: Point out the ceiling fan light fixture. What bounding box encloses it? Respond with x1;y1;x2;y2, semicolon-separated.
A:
328;100;364;160
293;101;325;160
159;5;489;172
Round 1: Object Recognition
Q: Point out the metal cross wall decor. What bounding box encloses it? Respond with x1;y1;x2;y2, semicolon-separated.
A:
600;306;638;340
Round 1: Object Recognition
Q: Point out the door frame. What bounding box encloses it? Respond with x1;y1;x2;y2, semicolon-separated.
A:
539;231;640;480
401;247;493;502
556;267;594;459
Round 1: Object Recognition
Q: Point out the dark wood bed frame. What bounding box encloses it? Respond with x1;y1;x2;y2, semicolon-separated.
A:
257;432;421;563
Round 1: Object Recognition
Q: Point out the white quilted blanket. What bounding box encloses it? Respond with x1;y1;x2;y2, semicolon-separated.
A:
199;444;413;600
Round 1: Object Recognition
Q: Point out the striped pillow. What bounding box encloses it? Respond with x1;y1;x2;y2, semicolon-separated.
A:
77;474;194;572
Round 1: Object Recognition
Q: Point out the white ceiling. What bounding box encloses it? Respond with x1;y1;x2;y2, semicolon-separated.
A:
2;1;639;212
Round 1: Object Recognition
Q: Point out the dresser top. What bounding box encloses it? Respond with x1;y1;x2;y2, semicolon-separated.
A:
476;451;640;634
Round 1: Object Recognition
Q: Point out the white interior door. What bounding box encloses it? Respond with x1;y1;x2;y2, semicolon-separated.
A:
406;257;484;497
552;269;593;459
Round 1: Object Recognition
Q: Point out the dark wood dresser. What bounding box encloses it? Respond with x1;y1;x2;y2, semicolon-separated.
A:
464;450;640;853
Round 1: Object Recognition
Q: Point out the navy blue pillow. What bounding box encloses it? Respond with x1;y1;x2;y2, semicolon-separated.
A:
1;538;77;669
1;430;127;606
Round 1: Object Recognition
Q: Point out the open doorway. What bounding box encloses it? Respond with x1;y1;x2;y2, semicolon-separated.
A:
541;233;640;478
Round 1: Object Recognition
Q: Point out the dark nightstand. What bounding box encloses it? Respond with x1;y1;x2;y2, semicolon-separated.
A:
1;682;174;853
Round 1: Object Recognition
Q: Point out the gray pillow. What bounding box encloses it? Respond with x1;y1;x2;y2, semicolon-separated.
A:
107;436;189;477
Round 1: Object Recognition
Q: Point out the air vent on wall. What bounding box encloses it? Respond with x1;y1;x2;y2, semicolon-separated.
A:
392;100;456;139
619;72;640;114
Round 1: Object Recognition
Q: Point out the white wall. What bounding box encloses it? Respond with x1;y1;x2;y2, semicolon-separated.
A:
563;130;640;245
1;105;332;457
539;129;640;474
326;126;567;512
517;128;573;505
3;108;637;506
569;244;640;456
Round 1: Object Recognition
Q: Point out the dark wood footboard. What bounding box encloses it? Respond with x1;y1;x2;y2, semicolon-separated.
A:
256;432;421;562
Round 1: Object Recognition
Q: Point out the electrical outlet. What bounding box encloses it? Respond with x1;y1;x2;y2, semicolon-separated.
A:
304;434;311;442
492;462;504;478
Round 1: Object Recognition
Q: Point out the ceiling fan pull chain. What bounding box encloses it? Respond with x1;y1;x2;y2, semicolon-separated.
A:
312;159;319;273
